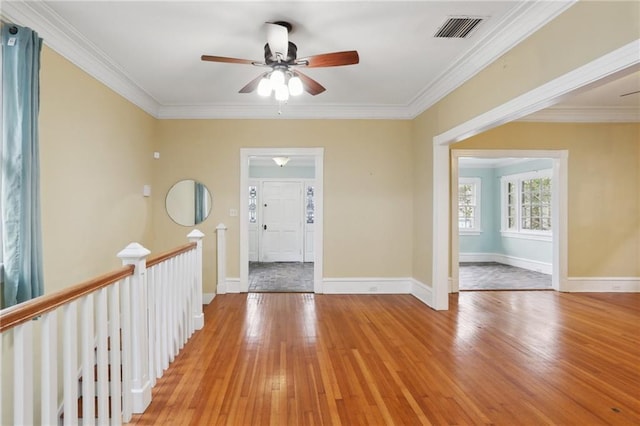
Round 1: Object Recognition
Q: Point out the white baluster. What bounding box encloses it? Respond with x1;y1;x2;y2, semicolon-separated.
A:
120;276;132;422
14;322;33;425
117;243;152;414
41;310;58;425
109;281;123;425
63;301;78;425
170;257;177;359
81;294;96;424
96;288;109;425
147;265;156;388
153;265;162;379
188;230;205;329
160;260;170;372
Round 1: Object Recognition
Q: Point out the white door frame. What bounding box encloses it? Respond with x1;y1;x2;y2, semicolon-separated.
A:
240;147;324;293
451;149;567;293
431;40;639;310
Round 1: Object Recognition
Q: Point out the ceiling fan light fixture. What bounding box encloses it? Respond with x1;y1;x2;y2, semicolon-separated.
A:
269;69;285;86
257;77;273;96
275;84;289;101
288;75;303;96
273;156;290;167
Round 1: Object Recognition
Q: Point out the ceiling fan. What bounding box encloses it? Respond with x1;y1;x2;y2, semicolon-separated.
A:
201;21;359;100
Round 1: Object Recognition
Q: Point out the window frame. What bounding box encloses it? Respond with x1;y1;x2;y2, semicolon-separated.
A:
458;177;482;235
500;169;552;241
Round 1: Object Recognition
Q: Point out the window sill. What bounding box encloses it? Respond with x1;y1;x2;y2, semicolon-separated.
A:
500;231;552;242
460;230;482;236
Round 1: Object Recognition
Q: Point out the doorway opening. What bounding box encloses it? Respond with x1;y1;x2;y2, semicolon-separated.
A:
450;149;568;292
452;152;558;291
240;148;324;293
431;42;637;310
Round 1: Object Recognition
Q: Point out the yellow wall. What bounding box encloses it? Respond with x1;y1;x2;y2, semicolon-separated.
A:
411;0;640;285
153;119;414;293
38;46;156;293
454;122;640;277
30;0;640;296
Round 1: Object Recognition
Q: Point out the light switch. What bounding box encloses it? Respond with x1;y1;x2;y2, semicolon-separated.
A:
143;185;151;197
229;209;238;217
153;152;160;159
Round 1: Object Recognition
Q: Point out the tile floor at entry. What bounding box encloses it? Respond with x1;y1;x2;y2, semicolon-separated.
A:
248;261;550;292
249;262;314;292
459;262;552;290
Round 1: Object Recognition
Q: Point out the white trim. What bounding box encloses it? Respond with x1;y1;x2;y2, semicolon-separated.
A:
158;104;412;120
565;277;640;293
410;279;433;307
459;253;552;275
500;168;553;236
323;278;411;294
202;293;215;304
450;149;567;294
1;1;160;117
317;277;435;309
435;39;640;307
240;148;324;294
434;40;640;146
500;231;552;242
408;0;575;118
458;177;482;233
520;106;640;123
223;278;241;294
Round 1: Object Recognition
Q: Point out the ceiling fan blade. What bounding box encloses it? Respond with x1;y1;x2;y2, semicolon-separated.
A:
265;22;288;61
620;90;640;97
295;71;326;96
297;50;359;68
201;55;256;65
239;73;268;94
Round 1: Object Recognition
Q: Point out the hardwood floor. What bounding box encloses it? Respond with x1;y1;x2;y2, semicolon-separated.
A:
131;292;640;425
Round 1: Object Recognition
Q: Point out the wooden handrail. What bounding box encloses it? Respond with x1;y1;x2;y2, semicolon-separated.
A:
147;242;197;268
0;265;135;333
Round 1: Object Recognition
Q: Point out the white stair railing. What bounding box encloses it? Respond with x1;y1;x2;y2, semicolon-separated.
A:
0;231;205;424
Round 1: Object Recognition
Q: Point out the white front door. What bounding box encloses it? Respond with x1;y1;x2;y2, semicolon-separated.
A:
260;181;303;262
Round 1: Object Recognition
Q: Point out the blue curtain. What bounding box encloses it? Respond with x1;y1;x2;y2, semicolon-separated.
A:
1;23;44;308
194;182;206;224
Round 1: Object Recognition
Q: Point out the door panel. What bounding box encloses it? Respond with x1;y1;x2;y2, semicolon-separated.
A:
261;181;303;262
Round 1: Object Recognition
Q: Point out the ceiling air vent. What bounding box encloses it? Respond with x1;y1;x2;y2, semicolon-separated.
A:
434;16;484;38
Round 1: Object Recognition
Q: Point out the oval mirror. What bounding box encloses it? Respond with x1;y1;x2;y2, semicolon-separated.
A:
165;179;212;226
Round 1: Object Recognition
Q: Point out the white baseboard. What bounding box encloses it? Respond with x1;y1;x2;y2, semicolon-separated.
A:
203;293;216;304
322;277;412;294
216;278;240;294
320;277;434;309
215;276;435;308
564;277;640;292
410;279;433;307
459;252;552;275
226;278;241;293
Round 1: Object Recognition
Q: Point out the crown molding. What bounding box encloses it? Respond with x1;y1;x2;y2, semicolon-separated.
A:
1;1;161;117
2;0;573;120
406;0;576;119
435;39;640;145
518;107;640;123
156;103;412;120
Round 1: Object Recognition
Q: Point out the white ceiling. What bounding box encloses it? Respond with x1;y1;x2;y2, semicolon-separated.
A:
2;1;637;121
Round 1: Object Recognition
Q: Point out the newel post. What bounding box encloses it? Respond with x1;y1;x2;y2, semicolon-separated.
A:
117;242;152;413
216;223;227;294
188;229;205;330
